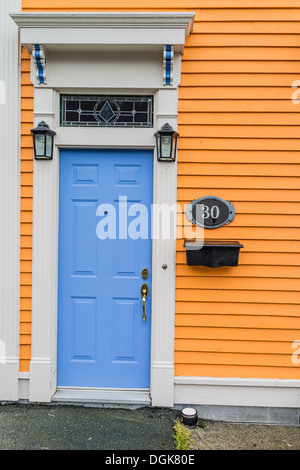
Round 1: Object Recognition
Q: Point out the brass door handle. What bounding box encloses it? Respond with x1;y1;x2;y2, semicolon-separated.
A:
141;283;149;322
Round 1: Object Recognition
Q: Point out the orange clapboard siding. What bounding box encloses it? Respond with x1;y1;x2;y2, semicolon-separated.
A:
175;351;297;368
194;22;300;34
176;239;300;253
188;34;300;47
20;311;31;324
20;46;33;372
182;48;300;61
20;224;32;237
176;277;300;292
183;61;300;73
176;289;300;304
179;101;300;113
21;199;33;212
177;250;300;264
21;1;300;379
179;125;300;139
181;75;300;87
20;272;32;284
20;0;300;7
176;265;300;278
175;325;298;342
181;213;299;227
177;151;300;164
180;89;294;100
177;201;300;214
179;138;300;151
179;114;300;126
175;365;300;379
21;98;33;110
175;314;300;329
175;301;300;316
178;188;299;202
175;339;295;354
177;163;300;177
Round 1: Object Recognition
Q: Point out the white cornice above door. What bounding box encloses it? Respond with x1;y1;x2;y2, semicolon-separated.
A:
10;12;195;53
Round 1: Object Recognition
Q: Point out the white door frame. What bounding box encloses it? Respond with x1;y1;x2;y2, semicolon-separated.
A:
29;85;183;408
29;85;178;407
11;12;195;406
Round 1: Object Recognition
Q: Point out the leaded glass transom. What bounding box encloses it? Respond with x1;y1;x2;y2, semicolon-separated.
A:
60;95;153;128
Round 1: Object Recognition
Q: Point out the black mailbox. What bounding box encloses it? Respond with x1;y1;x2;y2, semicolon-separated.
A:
184;240;244;268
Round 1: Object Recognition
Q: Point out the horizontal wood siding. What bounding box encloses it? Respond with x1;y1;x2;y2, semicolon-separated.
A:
20;46;33;372
22;1;300;379
177;3;300;379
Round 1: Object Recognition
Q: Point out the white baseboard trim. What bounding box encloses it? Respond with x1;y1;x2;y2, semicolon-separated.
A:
0;359;19;401
29;358;53;403
151;362;174;408
174;376;300;409
18;372;30;400
52;387;151;407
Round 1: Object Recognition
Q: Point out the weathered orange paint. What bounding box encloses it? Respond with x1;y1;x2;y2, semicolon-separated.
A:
20;1;300;379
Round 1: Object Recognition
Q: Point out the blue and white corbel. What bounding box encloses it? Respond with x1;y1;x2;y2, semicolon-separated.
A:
32;45;47;85
163;45;174;86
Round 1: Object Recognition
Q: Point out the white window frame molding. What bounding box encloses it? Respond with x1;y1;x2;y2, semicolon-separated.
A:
0;0;21;401
11;12;195;407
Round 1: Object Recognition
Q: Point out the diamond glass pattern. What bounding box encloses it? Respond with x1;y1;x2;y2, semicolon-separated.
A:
61;95;153;127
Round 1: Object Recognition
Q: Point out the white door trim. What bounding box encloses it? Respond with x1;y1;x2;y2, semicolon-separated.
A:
29;87;180;407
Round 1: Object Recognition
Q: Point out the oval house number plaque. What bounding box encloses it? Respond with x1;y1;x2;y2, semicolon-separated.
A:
186;196;235;229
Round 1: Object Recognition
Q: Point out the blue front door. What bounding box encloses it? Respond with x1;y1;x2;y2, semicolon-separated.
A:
57;149;153;388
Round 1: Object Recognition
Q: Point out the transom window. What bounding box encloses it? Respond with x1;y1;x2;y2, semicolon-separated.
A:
60;95;153;128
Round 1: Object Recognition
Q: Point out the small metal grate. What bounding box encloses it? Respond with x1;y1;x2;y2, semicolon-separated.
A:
60;95;153;128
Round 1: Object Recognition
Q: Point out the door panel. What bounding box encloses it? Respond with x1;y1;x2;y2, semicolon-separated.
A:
57;149;153;388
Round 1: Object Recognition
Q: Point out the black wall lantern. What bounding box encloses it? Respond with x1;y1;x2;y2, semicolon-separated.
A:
31;121;56;160
154;123;179;161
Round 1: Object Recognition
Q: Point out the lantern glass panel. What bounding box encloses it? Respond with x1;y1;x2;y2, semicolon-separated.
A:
161;135;171;159
35;134;46;156
46;134;52;158
156;136;161;159
171;136;177;160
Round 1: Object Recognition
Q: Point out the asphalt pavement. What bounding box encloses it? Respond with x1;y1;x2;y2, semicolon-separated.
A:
0;403;299;451
0;403;178;450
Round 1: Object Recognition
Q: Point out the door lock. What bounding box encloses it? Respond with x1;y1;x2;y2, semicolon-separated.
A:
141;268;149;280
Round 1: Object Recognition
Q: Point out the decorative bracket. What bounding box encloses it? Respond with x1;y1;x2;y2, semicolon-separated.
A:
163;45;174;86
32;44;46;84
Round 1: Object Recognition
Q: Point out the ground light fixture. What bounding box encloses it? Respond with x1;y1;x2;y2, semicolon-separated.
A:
181;407;198;427
31;121;56;160
154;122;179;161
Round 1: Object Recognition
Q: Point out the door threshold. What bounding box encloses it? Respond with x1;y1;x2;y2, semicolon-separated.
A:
52;387;151;407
